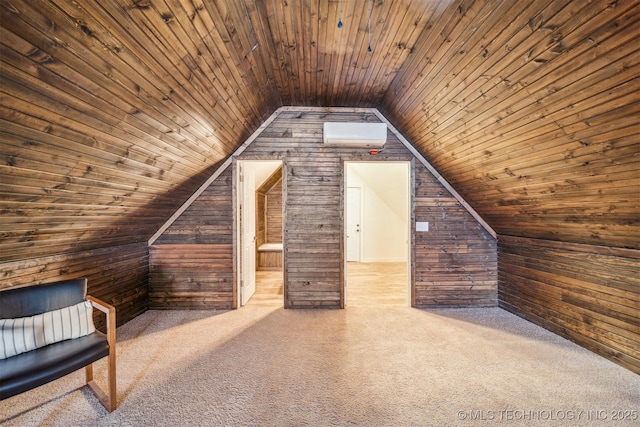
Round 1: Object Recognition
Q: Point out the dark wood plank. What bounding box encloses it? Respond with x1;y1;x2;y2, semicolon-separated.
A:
152;110;497;309
498;237;640;374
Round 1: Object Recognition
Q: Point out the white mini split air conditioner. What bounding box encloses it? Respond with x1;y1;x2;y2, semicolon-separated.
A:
323;122;387;148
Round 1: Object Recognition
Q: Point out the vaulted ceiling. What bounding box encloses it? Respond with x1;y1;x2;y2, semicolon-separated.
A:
1;0;638;262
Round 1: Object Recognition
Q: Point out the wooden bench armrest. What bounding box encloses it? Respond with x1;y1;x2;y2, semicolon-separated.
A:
86;296;116;347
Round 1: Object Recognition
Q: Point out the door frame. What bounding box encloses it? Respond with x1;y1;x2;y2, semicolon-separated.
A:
341;160;415;307
233;158;285;308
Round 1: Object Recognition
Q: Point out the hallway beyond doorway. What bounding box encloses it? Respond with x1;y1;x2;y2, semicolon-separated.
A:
246;270;283;307
247;262;408;307
347;262;408;306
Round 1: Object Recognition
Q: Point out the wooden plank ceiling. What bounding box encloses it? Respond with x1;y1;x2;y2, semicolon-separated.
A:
1;0;638;262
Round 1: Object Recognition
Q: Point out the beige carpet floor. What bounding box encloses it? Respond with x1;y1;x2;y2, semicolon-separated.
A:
1;306;638;426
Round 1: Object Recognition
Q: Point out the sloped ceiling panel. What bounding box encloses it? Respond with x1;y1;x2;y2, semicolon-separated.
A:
0;0;280;261
1;0;638;263
379;0;639;248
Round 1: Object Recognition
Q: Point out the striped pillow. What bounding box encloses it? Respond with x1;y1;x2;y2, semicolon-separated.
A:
0;300;96;359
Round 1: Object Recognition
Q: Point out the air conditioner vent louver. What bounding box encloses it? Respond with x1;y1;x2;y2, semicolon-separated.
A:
323;122;387;148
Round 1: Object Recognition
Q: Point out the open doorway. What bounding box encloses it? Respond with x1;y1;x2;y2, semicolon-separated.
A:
344;162;411;306
236;160;283;307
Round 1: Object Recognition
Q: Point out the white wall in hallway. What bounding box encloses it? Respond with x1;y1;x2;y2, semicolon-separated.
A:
347;163;408;262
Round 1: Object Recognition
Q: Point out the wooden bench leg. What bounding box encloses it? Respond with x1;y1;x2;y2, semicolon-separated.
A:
86;296;117;412
108;346;117;411
85;364;93;382
85;349;117;411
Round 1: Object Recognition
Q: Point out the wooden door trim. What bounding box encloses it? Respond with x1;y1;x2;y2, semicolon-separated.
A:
339;160;345;309
410;159;416;307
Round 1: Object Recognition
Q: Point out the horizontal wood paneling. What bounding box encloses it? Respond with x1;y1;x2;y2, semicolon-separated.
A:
149;244;233;310
382;0;640;249
242;110;414;308
0;243;148;328
1;0;635;256
1;0;635;371
256;192;266;250
498;236;640;374
255;167;283;249
256;168;283;271
153;170;233;245
0;0;277;265
414;166;497;307
243;110;496;308
285;153;342;308
152;109;496;309
149;169;234;309
266;179;283;243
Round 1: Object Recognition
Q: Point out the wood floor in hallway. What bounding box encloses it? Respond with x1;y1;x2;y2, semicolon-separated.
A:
346;261;408;306
246;262;408;307
246;269;284;306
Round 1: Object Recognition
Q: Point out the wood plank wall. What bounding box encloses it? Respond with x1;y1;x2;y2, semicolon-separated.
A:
150;109;496;309
266;179;283;243
415;167;497;307
256;192;266;250
149;169;234;309
0;243;148;328
499;236;640;374
256;167;283;248
382;1;639;251
248;110;416;307
256;170;283;271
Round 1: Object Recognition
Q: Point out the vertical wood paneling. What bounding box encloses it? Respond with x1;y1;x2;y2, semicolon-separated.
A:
498;237;640;374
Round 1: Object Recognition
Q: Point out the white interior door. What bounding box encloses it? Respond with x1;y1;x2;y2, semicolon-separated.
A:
240;163;256;306
346;187;361;262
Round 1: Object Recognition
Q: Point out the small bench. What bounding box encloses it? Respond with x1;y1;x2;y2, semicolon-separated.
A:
0;278;117;411
258;243;283;271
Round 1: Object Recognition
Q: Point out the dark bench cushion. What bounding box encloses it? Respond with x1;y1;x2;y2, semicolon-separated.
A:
0;278;87;318
0;331;109;400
